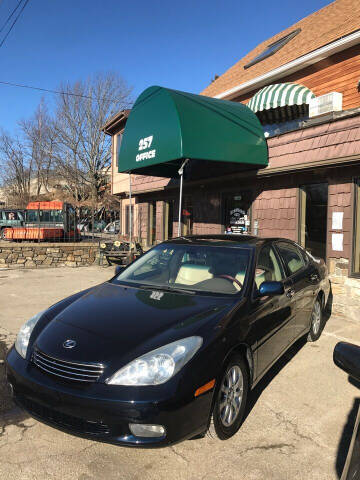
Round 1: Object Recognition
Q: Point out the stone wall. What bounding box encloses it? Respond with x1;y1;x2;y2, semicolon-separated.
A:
0;243;98;269
328;257;360;318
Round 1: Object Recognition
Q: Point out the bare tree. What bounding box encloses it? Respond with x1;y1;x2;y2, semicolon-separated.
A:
54;72;132;205
19;100;57;196
0;131;32;207
0;72;131;210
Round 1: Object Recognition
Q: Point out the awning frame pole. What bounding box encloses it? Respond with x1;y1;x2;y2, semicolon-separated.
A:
129;173;132;247
177;159;189;237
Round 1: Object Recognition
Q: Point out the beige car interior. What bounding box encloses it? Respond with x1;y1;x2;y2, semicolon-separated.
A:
174;247;282;292
175;263;248;291
175;264;213;286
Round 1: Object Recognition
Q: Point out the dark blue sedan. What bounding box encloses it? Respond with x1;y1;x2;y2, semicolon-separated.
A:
6;235;330;447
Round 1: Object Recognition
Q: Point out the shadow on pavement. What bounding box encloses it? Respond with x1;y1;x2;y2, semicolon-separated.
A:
324;282;333;323
0;338;29;433
335;396;360;479
244;336;308;423
244;286;333;424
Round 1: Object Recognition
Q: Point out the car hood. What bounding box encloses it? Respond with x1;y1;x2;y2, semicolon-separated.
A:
35;282;236;367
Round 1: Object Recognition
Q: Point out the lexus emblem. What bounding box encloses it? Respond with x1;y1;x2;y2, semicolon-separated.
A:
63;339;76;349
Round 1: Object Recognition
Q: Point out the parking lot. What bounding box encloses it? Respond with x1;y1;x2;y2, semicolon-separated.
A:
0;266;359;479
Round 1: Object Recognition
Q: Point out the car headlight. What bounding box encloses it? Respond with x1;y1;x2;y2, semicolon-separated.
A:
106;336;203;386
15;311;45;359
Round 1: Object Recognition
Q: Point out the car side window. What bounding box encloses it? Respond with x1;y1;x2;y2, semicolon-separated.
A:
6;211;18;220
255;245;284;289
276;242;305;275
297;245;309;265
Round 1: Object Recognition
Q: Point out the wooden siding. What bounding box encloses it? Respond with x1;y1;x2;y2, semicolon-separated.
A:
327;179;353;260
235;44;360;111
252;188;298;241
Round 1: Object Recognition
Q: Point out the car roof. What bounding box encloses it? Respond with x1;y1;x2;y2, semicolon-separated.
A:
163;235;288;248
0;208;24;212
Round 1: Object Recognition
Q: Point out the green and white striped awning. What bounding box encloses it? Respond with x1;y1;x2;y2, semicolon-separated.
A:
247;83;315;113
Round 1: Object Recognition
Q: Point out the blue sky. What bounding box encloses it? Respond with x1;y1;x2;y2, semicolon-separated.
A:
0;0;331;133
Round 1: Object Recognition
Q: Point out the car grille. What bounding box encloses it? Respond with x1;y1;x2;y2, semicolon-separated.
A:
32;349;104;383
17;395;110;435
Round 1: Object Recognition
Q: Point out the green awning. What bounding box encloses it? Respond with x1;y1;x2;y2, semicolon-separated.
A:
247;82;315;113
118;86;268;177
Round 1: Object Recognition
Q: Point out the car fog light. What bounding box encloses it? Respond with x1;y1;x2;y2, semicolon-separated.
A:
129;423;165;438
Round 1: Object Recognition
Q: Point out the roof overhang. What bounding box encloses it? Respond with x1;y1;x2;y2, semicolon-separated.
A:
214;29;360;100
118;86;268;177
101;109;130;135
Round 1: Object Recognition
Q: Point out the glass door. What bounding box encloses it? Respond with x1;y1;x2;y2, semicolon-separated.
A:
299;183;328;260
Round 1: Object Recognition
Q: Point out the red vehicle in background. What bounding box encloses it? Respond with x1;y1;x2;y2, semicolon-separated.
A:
4;201;80;242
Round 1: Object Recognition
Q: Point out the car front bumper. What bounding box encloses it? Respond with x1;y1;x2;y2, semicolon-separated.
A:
6;348;213;448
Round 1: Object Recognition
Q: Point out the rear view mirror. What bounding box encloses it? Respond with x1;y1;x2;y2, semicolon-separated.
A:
334;342;360;383
258;281;284;297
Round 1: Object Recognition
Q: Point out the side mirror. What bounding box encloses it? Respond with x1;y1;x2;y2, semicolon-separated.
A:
114;265;125;276
258;281;284;297
334;342;360;383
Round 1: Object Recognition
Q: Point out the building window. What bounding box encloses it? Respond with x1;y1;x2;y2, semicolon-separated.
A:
262;114;309;138
299;183;328;260
115;133;123;167
244;29;301;69
224;192;252;234
353;179;360;274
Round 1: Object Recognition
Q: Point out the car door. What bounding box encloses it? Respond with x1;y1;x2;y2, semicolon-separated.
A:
249;243;295;378
275;241;315;339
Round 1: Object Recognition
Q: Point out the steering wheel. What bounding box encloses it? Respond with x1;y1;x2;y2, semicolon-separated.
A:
213;274;243;289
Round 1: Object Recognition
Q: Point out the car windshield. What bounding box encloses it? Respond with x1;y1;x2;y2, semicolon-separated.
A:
112;243;251;295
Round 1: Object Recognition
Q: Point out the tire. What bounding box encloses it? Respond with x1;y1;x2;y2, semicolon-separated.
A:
207;354;249;440
0;228;6;240
307;296;323;342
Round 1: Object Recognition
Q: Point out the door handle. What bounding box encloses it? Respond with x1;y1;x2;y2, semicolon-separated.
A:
286;288;295;299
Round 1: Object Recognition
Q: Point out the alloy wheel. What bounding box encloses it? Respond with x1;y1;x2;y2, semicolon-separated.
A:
219;365;244;427
311;300;322;335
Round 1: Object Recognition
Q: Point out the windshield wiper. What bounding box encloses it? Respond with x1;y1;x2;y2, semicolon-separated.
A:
139;284;196;295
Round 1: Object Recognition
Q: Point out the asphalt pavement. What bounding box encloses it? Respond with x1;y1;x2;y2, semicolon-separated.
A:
0;266;359;479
